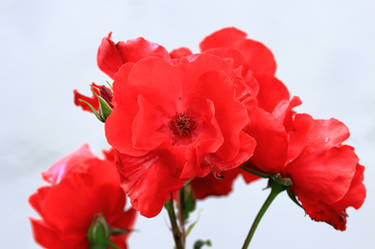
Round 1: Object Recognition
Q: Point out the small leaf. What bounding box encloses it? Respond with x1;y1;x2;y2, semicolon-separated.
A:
185;208;203;237
193;240;212;249
185;221;197;237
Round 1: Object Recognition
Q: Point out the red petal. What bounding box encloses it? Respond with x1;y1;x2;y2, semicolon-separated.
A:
287;145;358;205
190;168;241;199
105;63;148;156
30;218;84;249
246;107;288;173
102;148;116;162
303;118;350;154
116;151;185;218
189;71;254;169
236;39;276;75
255;74;290;113
200;27;247;51
97;32;126;78
170;47;192;59
131;95;170;151
200;27;276;74
110;207;137;234
298;197;348;231
73;86;100;113
97;33;170;78
287;113;314;163
42;143;95;184
117;37;170;63
203;48;247;72
298;164;366;232
29;186;51;216
179;99;223;179
109;207;137;247
333;163;366;211
35;161;126;234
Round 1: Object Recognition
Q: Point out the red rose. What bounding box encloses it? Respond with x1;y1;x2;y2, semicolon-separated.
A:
105;53;256;217
29;144;137;248
284;114;366;230
244;102;366;230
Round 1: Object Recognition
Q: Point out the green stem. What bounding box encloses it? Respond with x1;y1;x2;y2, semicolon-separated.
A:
241;181;285;249
165;196;184;249
178;187;186;246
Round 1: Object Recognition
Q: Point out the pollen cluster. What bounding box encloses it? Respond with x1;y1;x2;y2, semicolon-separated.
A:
168;112;196;137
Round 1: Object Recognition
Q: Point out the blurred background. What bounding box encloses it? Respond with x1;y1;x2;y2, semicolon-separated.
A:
1;0;374;248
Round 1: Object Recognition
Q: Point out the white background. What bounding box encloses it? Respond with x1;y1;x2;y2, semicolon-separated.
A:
1;0;374;248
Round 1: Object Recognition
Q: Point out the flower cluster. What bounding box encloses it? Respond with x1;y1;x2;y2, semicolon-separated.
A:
29;27;366;249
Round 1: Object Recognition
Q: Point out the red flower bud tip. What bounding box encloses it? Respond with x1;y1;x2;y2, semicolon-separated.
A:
99;86;113;108
168;112;196;137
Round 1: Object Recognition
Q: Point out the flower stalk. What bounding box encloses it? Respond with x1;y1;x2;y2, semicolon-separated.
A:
178;187;186;246
165;196;184;249
241;180;286;249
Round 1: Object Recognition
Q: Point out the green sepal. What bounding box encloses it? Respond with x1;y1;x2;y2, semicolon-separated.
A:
271;173;292;187
105;80;113;90
110;227;132;235
287;187;303;208
91;90;112;121
239;166;271;178
78;99;104;122
193;239;212;249
87;214;110;246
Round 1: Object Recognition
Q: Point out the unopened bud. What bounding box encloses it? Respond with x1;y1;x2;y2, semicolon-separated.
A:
87;213;110;247
99;86;113;108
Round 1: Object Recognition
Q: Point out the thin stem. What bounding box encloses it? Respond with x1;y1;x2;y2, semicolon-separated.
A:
178;187;186;246
165;196;184;249
241;181;285;249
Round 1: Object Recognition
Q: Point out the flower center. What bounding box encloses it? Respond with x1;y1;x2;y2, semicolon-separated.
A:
168;112;196;137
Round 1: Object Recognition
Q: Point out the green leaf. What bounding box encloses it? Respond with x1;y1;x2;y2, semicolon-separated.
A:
193;240;212;249
185;221;196;237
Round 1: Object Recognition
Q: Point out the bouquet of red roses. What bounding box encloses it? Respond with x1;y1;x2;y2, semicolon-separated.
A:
29;27;366;249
